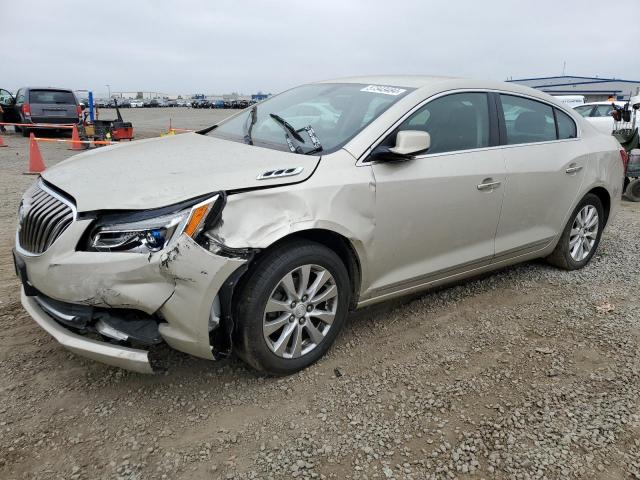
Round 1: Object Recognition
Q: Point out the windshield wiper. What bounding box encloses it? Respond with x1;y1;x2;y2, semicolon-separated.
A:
243;105;257;145
269;113;305;143
269;113;323;154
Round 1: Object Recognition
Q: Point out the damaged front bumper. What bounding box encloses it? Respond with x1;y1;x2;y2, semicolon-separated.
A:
15;217;247;373
21;289;156;373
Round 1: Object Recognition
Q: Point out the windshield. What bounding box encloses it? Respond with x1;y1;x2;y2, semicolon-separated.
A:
206;83;413;154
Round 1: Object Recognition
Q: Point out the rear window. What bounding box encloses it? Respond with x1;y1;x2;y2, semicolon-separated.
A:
29;90;76;105
500;94;556;145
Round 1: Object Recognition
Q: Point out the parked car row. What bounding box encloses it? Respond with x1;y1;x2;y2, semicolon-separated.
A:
191;99;253;109
87;98;253;109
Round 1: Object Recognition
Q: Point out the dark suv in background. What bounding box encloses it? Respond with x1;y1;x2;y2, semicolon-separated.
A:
1;87;81;136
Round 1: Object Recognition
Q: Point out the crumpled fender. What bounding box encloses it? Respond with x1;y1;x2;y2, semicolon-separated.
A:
210;151;376;289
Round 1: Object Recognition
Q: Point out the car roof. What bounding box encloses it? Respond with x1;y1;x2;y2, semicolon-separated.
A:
312;75;563;102
578;101;625;107
315;75;457;88
23;86;75;92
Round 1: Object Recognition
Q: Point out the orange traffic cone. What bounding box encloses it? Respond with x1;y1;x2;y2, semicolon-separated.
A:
70;124;82;151
26;133;46;174
0;134;6;147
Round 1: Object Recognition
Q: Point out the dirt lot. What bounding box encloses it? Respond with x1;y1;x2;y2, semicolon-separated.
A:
1;109;639;480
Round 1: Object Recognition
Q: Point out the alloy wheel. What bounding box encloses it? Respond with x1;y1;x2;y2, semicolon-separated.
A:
569;205;599;261
262;264;338;359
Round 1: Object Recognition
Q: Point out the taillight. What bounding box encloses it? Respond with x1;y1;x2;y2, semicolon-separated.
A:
620;149;629;171
76;105;82;116
22;103;31;116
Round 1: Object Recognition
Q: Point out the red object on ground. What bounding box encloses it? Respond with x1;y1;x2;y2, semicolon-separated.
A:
0;132;7;147
111;126;134;141
28;133;46;174
70;124;82;151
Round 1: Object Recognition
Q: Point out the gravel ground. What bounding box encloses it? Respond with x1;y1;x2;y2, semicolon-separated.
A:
0;109;639;479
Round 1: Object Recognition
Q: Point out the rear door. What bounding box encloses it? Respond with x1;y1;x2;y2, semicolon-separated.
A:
587;104;615;134
29;89;78;122
494;94;586;259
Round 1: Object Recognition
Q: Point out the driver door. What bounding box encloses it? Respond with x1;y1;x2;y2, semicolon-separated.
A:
366;92;506;299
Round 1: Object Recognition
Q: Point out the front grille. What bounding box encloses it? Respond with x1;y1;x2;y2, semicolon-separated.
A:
18;183;74;254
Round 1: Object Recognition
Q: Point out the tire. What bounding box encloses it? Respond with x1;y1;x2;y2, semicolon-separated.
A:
234;240;351;375
624;178;640;202
545;193;604;270
14;125;21;133
21;127;30;138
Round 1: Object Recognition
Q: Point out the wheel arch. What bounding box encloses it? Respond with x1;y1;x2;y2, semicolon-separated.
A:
586;185;611;226
249;229;363;310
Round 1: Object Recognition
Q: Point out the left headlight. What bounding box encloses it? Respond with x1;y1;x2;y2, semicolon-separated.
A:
88;194;221;253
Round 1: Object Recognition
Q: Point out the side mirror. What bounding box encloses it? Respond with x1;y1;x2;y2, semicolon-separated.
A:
389;130;430;155
371;130;431;162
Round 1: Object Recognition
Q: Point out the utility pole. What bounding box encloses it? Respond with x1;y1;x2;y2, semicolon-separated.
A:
562;61;566;76
106;84;111;99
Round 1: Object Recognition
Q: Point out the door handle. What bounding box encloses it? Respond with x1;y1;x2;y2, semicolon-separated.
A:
477;179;501;191
565;164;583;174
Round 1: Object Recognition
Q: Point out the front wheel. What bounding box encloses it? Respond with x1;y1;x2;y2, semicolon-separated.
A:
545;193;604;270
234;240;350;375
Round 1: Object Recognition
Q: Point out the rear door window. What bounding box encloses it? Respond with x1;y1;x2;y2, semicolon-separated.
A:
555;109;577;139
500;95;556;144
574;105;594;117
29;90;76;105
592;104;614;117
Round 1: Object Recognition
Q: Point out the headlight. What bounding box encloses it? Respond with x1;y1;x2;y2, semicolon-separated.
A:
88;194;221;253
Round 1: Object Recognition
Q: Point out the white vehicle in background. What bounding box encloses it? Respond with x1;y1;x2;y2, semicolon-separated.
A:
574;101;626;134
555;95;584;108
130;100;144;108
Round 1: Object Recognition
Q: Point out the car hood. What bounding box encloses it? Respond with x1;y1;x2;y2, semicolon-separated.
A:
42;133;319;212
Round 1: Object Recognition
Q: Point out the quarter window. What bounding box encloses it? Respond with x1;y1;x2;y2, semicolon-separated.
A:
555;109;577;139
392;92;490;154
500;95;556;144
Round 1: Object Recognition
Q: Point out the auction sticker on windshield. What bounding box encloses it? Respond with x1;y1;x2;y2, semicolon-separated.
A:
360;85;407;96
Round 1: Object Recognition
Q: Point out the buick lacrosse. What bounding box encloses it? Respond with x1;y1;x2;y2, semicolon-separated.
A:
14;76;624;374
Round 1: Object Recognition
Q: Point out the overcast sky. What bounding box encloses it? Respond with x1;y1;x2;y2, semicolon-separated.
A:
2;0;639;97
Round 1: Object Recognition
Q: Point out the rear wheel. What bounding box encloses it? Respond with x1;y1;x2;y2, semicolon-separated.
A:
234;240;350;375
546;193;604;270
624;178;640;202
21;127;30;138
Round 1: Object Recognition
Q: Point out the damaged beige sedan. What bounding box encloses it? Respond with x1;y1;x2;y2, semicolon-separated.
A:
14;76;624;374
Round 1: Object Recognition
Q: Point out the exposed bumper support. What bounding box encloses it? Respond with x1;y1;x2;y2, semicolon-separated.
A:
21;289;154;374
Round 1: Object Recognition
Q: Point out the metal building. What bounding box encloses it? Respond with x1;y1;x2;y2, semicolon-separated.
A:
507;76;640;103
